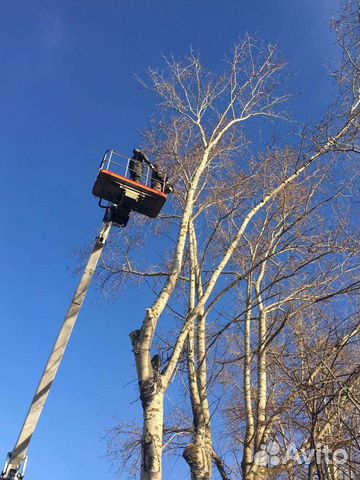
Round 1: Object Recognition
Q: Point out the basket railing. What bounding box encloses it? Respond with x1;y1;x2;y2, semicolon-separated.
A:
99;150;160;190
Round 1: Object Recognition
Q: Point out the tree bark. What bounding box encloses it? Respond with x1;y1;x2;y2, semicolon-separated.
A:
183;224;213;480
141;391;164;480
185;325;212;480
130;326;164;480
242;280;255;478
255;309;267;451
183;433;212;480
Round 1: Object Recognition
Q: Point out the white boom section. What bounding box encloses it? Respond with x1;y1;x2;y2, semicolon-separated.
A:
1;222;112;480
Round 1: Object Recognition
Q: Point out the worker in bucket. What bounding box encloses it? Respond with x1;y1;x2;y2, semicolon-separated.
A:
151;164;165;191
129;148;153;183
151;164;174;194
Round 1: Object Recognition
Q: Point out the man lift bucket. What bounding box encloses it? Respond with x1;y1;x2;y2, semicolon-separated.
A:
92;149;172;227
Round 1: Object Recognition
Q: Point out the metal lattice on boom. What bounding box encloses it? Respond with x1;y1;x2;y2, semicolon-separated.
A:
1;149;171;479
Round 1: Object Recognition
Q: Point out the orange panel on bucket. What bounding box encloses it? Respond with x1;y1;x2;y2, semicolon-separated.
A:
92;170;167;218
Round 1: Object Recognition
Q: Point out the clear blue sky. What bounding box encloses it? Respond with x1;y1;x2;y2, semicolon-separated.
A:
0;1;341;479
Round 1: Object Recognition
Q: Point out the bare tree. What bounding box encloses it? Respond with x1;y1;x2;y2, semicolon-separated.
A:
102;3;360;478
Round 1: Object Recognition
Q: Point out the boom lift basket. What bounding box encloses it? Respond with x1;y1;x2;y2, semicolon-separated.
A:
92;150;167;219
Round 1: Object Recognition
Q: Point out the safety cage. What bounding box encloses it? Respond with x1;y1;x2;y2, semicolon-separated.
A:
92;150;168;221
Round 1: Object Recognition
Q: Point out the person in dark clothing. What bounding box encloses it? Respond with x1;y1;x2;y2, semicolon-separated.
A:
151;164;174;194
151;164;165;191
129;148;152;183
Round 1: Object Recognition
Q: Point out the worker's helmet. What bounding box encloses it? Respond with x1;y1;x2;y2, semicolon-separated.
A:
133;148;141;155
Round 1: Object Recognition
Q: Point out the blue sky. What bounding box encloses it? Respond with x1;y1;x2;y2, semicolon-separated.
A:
0;1;342;479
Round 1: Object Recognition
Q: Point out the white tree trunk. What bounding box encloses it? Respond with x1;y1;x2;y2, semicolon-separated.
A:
130;326;164;480
255;310;267;451
141;391;164;480
197;312;213;480
184;318;212;480
243;281;255;478
183;224;213;480
183;429;212;480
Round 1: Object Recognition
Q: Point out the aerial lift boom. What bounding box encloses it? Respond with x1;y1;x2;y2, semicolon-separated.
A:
1;222;112;479
1;149;170;479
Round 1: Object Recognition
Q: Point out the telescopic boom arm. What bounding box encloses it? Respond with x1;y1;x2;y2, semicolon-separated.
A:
1;222;112;480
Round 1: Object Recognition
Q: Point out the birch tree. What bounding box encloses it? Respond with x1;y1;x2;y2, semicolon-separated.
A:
223;185;359;479
103;3;360;478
